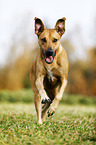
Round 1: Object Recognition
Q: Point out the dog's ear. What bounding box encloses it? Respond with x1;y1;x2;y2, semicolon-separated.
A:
55;17;66;36
34;17;45;37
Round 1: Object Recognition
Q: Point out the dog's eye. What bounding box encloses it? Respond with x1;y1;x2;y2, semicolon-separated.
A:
53;38;58;43
41;38;47;42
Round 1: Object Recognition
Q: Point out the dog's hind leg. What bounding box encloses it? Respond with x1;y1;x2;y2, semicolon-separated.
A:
42;88;58;121
48;78;67;117
34;93;42;124
42;101;51;121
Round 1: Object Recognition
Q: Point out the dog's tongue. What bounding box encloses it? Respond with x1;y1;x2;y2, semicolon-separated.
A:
45;56;53;63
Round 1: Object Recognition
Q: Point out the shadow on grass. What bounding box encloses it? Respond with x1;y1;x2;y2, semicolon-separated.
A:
83;136;96;142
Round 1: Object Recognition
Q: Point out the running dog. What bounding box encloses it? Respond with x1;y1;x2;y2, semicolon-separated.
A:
30;17;69;124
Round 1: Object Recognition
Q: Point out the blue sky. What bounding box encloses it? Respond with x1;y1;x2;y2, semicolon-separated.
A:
0;0;96;66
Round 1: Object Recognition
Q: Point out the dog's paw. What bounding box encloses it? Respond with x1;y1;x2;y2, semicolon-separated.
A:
41;98;51;104
47;110;54;117
47;106;55;117
37;119;42;125
47;100;58;117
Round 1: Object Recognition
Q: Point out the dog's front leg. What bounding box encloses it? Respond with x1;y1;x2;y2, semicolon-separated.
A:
36;75;50;104
48;77;67;116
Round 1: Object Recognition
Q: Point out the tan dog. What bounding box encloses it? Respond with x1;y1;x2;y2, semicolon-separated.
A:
30;17;69;124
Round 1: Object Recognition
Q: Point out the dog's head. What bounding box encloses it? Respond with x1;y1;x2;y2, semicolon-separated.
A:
34;17;66;64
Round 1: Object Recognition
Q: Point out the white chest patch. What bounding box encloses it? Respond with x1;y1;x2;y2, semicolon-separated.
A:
47;70;54;82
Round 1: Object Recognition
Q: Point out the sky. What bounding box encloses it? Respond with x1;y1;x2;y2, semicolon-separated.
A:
0;0;96;66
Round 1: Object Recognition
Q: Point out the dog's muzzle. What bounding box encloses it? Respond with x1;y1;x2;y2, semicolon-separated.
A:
44;48;56;64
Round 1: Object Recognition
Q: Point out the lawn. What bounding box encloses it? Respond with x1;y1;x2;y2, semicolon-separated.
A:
0;90;96;145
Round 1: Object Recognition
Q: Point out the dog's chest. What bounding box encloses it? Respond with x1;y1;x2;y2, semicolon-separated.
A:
44;70;60;88
47;70;54;82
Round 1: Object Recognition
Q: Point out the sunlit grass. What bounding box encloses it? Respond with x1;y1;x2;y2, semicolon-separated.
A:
0;102;96;145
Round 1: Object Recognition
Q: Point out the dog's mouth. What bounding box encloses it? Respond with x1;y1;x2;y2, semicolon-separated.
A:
45;55;53;64
44;48;55;64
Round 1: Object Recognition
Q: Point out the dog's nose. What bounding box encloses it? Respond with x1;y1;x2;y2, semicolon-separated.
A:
45;48;53;56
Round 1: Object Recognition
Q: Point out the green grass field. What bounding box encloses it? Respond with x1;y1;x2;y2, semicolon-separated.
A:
0;90;96;145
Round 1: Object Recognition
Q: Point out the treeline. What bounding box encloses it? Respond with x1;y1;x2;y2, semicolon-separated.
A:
0;43;96;96
67;47;96;95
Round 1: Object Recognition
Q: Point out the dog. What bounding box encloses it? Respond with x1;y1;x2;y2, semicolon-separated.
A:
30;17;69;124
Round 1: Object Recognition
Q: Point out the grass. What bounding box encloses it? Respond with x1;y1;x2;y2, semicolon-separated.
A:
0;90;96;145
0;89;96;105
